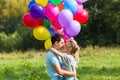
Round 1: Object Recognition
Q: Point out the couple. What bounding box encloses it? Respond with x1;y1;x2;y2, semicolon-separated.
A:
46;34;80;80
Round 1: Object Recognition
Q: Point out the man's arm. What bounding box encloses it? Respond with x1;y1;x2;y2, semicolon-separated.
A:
54;63;76;77
49;47;63;57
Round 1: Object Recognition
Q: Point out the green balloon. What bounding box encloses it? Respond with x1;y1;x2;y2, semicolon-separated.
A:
44;19;50;28
50;0;62;5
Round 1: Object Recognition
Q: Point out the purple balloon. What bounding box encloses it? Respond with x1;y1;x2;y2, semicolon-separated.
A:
30;4;45;19
58;9;73;28
65;20;81;37
76;0;88;3
62;0;66;2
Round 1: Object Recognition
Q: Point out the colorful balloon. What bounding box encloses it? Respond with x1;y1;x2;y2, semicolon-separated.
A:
22;13;39;28
44;18;51;28
45;3;59;21
65;20;81;37
64;0;78;14
48;0;51;3
51;20;62;30
58;9;73;28
28;0;35;10
33;26;50;40
38;19;44;26
74;9;89;24
44;38;52;50
35;0;48;7
64;33;70;42
62;0;66;2
47;27;55;36
50;0;62;5
74;2;83;14
76;0;88;3
30;4;45;19
58;2;64;11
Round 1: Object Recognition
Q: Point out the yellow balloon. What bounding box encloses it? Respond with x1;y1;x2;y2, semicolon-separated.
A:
35;0;48;7
44;38;52;50
33;26;50;40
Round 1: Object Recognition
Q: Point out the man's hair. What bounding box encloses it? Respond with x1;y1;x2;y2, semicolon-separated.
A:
51;34;63;45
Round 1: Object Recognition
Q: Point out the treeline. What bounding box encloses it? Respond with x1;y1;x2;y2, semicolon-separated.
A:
76;0;120;47
0;0;120;52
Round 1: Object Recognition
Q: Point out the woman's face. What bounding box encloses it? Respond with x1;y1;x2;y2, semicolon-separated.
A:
61;41;71;53
61;44;68;52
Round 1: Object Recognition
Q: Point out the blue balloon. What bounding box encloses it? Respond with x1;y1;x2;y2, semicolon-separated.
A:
47;27;55;36
48;0;51;3
28;0;36;10
64;0;78;14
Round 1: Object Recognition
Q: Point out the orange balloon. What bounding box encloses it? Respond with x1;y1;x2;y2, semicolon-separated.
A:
58;2;63;11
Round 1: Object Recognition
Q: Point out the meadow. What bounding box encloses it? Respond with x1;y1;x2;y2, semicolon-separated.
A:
0;47;120;80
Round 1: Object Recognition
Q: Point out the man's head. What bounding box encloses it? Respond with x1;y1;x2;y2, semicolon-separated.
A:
51;34;64;50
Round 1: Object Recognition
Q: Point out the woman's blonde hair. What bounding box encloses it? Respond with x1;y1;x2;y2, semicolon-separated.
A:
65;40;80;63
66;40;79;54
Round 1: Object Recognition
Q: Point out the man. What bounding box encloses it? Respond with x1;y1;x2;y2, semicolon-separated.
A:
46;34;76;80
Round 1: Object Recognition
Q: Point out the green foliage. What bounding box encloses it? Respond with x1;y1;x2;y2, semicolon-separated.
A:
0;0;29;34
76;0;120;47
0;60;49;80
0;32;22;52
116;27;120;44
0;28;44;52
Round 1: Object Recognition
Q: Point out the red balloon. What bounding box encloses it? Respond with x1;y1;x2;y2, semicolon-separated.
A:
51;20;62;30
74;9;89;24
38;19;44;26
22;13;40;28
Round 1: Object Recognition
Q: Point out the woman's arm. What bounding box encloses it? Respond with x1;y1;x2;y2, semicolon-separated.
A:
54;63;76;77
49;47;63;57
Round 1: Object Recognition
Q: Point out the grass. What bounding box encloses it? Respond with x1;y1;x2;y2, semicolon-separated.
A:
0;47;120;80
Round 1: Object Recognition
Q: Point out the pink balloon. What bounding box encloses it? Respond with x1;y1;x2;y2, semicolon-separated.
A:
64;33;70;42
45;3;59;21
74;2;83;14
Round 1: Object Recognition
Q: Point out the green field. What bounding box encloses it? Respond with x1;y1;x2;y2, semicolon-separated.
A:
0;47;120;80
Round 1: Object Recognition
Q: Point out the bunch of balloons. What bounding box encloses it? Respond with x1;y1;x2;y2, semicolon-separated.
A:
22;0;89;49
